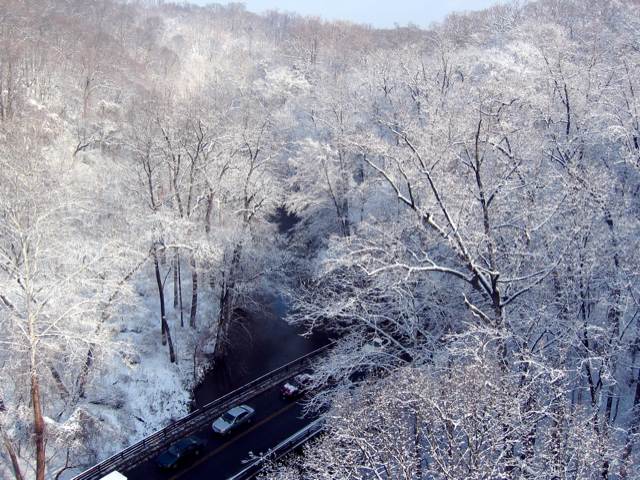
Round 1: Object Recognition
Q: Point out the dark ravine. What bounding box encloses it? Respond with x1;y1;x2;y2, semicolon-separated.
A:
192;296;327;408
192;206;327;408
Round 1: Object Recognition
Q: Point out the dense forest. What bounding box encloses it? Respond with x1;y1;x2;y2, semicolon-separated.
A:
1;0;640;478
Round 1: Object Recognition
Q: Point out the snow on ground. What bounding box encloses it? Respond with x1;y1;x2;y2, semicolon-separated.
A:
69;264;218;475
32;127;223;478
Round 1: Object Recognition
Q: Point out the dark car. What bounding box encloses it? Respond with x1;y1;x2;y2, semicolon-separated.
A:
281;373;314;400
156;436;207;470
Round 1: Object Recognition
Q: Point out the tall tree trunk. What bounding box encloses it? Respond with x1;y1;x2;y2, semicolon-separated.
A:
154;248;167;345
153;246;175;363
214;244;242;361
76;347;93;400
604;209;621;424
24;244;46;480
412;411;423;479
205;191;214;235
549;401;566;479
31;366;45;480
620;345;640;478
48;364;69;400
214;281;232;361
173;250;179;310
1;430;24;480
189;255;198;328
178;258;184;328
340;197;350;237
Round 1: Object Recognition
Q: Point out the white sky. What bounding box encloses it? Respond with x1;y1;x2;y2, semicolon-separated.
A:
191;1;504;28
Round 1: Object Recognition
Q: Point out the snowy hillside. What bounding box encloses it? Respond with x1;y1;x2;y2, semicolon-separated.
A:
1;1;640;479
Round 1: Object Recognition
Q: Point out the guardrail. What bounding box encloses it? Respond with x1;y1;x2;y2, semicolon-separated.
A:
72;342;335;480
228;418;325;480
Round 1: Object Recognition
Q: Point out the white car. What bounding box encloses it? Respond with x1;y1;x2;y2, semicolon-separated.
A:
211;405;255;435
99;472;127;480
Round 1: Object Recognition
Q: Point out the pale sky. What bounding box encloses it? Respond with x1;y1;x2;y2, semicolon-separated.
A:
193;1;504;28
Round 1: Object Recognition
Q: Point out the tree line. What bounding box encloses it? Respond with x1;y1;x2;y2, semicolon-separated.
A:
1;0;640;479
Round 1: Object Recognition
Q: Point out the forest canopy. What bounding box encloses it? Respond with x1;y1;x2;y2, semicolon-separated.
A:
1;0;640;479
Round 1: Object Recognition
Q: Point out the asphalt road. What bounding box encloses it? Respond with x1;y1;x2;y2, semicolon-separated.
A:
125;383;315;480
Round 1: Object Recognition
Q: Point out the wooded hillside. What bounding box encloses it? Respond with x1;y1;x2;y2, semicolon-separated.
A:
1;1;640;479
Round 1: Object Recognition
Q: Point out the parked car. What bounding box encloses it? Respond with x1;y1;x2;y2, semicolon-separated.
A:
211;405;255;435
281;373;314;400
155;436;206;470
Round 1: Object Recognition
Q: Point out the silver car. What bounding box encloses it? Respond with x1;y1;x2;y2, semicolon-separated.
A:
211;405;255;435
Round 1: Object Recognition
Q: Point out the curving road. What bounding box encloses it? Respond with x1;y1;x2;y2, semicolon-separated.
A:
124;384;317;480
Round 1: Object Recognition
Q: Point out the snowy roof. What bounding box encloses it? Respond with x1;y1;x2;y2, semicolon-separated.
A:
228;406;247;417
99;472;127;480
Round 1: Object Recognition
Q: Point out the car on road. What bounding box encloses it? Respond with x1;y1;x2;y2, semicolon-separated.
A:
211;405;255;435
281;373;314;400
155;436;207;470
